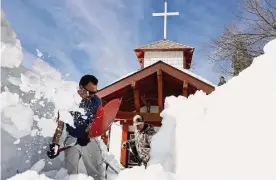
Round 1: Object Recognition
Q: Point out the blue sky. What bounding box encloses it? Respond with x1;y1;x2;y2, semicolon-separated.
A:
2;0;241;88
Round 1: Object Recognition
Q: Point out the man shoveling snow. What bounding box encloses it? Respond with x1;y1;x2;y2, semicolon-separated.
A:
46;75;104;180
122;115;156;167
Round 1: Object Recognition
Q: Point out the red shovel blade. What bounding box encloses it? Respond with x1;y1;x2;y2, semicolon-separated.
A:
88;98;122;138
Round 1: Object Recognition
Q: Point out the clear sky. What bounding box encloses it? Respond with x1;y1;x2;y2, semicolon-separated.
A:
2;0;241;88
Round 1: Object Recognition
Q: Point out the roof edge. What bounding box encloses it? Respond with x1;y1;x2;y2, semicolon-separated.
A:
98;61;215;94
134;39;194;51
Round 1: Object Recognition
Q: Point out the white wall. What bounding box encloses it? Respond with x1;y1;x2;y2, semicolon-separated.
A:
109;122;122;162
144;51;183;69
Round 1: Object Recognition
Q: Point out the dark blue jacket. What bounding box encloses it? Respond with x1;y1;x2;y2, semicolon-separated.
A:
66;95;102;138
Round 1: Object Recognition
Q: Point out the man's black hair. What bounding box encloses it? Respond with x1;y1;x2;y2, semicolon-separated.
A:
79;75;98;87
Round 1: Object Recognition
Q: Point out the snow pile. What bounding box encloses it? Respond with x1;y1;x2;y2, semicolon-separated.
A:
1;91;35;138
116;164;176;180
1;11;23;68
171;39;275;179
1;39;24;68
98;138;125;175
30;159;46;172
0;91;20;109
148;112;176;173
115;40;276;180
7;170;95;180
6;139;122;180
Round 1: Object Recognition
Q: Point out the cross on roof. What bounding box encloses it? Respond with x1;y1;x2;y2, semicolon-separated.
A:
152;0;179;40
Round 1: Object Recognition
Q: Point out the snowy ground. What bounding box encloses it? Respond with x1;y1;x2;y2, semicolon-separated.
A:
2;10;276;180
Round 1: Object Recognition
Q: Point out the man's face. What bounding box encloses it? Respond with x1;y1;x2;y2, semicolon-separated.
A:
136;124;144;131
78;82;97;100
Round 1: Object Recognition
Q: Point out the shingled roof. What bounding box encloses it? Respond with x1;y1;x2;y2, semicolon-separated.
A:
135;39;194;50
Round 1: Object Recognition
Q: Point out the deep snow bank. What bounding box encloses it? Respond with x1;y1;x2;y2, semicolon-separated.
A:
171;39;275;179
117;40;276;180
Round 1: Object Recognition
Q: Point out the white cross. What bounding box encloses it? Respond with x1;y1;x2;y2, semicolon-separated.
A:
152;0;179;40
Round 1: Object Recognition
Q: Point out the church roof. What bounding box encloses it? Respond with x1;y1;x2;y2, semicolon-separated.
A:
134;39;194;50
107;63;215;88
97;61;215;99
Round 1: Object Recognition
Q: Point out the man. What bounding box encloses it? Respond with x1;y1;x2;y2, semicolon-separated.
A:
122;115;156;167
46;75;103;179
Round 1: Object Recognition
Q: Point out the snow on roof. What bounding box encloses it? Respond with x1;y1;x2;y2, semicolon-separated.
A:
176;67;216;87
135;39;194;50
101;62;215;90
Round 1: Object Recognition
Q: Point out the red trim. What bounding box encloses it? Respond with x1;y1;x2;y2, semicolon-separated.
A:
97;61;215;99
120;124;128;167
157;70;164;112
58;146;72;153
116;111;161;122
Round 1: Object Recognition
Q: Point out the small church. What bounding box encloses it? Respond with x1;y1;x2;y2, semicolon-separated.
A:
98;0;216;168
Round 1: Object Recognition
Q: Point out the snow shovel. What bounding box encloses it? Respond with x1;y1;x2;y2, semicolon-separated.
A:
58;98;122;153
126;144;143;166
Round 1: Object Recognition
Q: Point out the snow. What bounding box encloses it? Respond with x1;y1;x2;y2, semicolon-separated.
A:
30;159;46;172
0;91;20;109
36;117;58;137
118;164;176;180
116;39;276;180
174;39;276;179
58;110;75;128
105;63;216;90
8;76;22;86
7;170;51;180
36;48;43;58
2;103;34;139
177;67;216;87
7;170;95;180
2;8;276;179
1;39;23;68
13;139;20;144
148;111;176;173
1;11;23;68
30;129;39;136
1;12;123;178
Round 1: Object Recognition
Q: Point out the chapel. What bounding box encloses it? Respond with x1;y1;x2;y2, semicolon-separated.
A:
97;0;216;168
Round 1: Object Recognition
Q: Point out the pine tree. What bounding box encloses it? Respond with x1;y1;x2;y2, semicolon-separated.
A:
231;40;253;76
